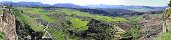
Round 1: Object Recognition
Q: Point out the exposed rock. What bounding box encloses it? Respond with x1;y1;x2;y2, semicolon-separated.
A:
138;15;162;40
0;8;18;40
117;22;132;31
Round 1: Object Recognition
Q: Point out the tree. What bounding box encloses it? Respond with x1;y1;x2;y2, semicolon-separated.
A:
168;0;171;7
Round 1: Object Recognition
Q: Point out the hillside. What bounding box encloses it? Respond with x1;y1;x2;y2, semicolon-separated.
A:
0;1;169;40
1;1;166;12
0;6;164;40
11;7;130;40
86;4;166;12
42;7;163;17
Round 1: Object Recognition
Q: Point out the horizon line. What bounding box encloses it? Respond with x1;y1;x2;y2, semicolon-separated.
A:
0;1;168;7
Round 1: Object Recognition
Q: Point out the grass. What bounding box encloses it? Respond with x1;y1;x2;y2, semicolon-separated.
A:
18;8;129;23
23;8;55;23
0;9;3;15
0;10;2;35
19;15;44;31
58;9;129;22
129;15;143;22
13;8;44;32
157;32;171;40
40;15;55;23
47;28;65;40
0;32;5;40
69;17;89;31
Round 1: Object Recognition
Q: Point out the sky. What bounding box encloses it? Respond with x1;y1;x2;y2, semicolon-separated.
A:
0;0;170;6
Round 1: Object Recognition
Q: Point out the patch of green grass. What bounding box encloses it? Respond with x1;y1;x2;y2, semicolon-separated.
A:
47;28;79;40
157;32;171;40
95;16;128;22
13;9;44;32
126;22;141;39
22;8;55;23
113;17;129;22
47;28;66;40
0;9;3;15
0;32;5;40
129;28;140;38
58;9;129;22
69;17;89;31
40;15;55;23
19;8;129;23
23;8;41;14
23;8;57;15
20;15;44;31
130;15;143;22
59;9;92;17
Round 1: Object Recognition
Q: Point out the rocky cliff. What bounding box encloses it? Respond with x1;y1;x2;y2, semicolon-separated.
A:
0;7;18;40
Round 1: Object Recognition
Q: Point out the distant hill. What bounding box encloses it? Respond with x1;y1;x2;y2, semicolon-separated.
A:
1;1;50;7
52;3;88;8
0;1;167;12
42;7;163;16
73;8;144;16
85;4;167;12
0;1;165;16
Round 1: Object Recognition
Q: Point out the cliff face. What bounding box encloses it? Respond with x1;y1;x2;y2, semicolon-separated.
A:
0;8;18;40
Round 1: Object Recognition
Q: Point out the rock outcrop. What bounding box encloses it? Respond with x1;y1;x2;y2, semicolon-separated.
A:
0;7;18;40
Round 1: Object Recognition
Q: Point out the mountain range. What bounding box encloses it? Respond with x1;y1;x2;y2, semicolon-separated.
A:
0;1;167;12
